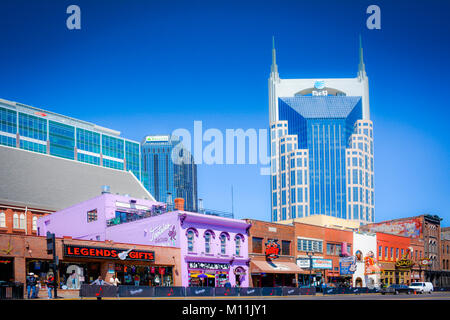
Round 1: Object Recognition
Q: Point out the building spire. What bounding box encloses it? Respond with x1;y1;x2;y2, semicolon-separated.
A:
271;36;279;76
358;34;367;79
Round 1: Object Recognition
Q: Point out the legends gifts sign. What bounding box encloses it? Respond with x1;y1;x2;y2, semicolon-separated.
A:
64;245;155;262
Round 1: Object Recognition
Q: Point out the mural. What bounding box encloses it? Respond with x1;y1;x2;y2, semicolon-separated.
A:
364;218;423;238
364;251;381;275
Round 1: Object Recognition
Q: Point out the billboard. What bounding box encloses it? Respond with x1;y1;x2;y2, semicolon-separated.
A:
364;218;423;238
340;256;356;275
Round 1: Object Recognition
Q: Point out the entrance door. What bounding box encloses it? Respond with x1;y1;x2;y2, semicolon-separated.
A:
0;258;14;282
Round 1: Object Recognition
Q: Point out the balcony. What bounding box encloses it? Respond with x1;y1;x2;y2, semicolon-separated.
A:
106;205;168;227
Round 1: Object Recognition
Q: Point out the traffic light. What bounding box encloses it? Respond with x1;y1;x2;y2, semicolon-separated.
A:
46;231;55;255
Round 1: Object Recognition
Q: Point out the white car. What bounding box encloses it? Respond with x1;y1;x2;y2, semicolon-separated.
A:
409;282;434;294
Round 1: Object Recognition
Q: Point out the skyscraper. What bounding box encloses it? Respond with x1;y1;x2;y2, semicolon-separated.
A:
141;135;198;212
0;98;141;180
269;38;374;225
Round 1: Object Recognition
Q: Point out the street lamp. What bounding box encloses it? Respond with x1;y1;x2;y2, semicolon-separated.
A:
307;251;314;287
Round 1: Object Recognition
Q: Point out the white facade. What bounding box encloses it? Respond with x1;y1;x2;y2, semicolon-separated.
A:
352;231;380;288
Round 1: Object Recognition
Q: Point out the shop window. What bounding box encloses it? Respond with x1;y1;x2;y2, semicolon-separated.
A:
220;234;227;254
187;229;195;252
87;209;98;222
0;212;5;228
205;232;212;253
252;237;263;253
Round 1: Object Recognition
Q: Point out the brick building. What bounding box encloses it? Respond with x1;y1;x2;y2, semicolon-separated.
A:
361;214;443;286
0;233;182;297
244;219;303;287
293;222;354;286
441;227;450;286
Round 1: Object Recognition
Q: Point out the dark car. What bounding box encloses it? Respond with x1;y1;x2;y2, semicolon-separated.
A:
380;284;415;295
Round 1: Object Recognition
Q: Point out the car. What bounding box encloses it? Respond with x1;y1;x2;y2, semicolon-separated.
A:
409;282;434;294
380;284;415;295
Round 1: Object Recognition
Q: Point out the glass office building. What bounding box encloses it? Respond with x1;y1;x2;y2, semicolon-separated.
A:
141;135;198;212
269;39;374;225
0;98;141;180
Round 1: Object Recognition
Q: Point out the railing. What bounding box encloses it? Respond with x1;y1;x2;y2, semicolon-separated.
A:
79;285;316;298
0;282;24;299
106;207;168;227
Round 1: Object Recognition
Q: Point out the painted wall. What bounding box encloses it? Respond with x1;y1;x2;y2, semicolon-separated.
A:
352;231;379;288
179;212;250;287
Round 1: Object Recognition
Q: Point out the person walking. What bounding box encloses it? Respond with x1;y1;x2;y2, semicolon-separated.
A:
46;273;55;299
34;274;40;298
91;276;109;285
109;275;121;286
26;273;37;299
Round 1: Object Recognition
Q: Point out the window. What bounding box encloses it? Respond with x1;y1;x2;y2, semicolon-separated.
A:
187;230;195;252
32;216;38;231
385;246;388;259
0;212;5;228
378;246;382;258
252;237;263;253
390;247;393;259
19;214;26;229
396;248;399;259
298;238;322;253
220;234;227;254
281;240;291;256
87;209;98;222
327;243;336;255
205;232;212;253
235;236;242;256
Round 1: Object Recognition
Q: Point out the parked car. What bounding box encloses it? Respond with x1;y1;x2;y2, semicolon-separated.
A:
380;284;415;295
409;282;433;294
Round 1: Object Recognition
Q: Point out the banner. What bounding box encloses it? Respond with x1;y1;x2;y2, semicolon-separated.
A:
214;287;239;296
340;256;357;275
185;287;214;296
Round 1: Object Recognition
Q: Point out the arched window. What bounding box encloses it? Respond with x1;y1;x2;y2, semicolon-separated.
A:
220;234;227;254
187;230;195;253
235;236;241;256
13;214;19;229
19;214;26;229
0;212;5;228
32;216;38;231
205;232;212;253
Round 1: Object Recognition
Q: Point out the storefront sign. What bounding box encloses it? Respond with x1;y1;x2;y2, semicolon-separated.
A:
395;259;415;269
420;258;431;266
64;245;155;262
312;258;332;269
296;258;332;269
339;256;357;275
364;251;381;275
147;223;177;246
188;262;229;270
265;239;280;260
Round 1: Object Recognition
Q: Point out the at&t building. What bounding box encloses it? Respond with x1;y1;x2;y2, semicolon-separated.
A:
269;38;374;226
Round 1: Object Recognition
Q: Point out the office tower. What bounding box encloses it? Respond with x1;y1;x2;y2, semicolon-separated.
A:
269;38;374;225
141;135;198;212
0;98;141;180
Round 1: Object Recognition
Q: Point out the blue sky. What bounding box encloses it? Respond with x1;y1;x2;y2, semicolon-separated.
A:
1;0;449;225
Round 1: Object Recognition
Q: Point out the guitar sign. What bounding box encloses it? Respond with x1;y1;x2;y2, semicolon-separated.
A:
118;248;135;260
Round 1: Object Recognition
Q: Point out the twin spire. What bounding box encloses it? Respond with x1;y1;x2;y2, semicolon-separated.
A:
270;35;367;79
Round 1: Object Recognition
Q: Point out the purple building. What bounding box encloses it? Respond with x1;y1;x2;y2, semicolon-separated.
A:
37;193;250;287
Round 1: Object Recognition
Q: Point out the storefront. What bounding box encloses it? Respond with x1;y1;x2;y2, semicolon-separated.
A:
379;262;395;286
61;244;174;287
394;257;414;285
187;262;230;287
297;257;333;286
0;233;182;296
251;260;303;287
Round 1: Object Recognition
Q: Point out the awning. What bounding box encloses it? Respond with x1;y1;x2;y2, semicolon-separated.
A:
251;260;305;274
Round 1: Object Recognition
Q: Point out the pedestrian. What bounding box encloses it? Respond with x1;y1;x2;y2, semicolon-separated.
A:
34;274;40;298
26;273;36;299
91;275;109;285
224;281;231;288
134;274;140;286
46;273;55;299
109;275;121;286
